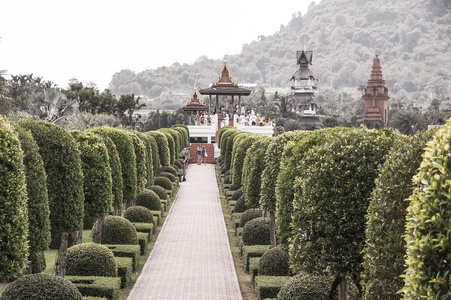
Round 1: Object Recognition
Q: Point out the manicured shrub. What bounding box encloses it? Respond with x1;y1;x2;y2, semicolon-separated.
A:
0;117;29;281
148;131;170;166
160;128;181;159
124;206;154;224
258;247;290;276
94;216;138;245
220;166;228;174
242;217;270;245
231;133;259;187
144;133;160;174
224;130;242;170
231;188;243;200
148;185;168;200
136;132;154;188
362;130;435;300
12;123;50;274
66;243;117;277
72;131;112;229
135;189;162;211
172;125;189;149
290;127;399;290
0;274;83;300
228;184;239;192
90;127;137;207
127;131;147;193
402;122;451;299
154;176;173;191
240;209;261;227
219;127;237;161
173;160;182;170
160;171;177;183
218;126;234;149
233;195;248;213
224;175;231;184
161;165;178;177
158;129;175;164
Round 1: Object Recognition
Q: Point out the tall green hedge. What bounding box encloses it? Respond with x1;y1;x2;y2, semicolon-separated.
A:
218;126;234;148
162;128;182;157
127;131;147;193
290;127;398;288
20;119;84;249
148;131;170;167
158;129;175;164
90;127;137;208
231;133;259;187
144;133;160;175
402;122;451;299
136;132;154;187
13;123;50;274
172;125;189;148
242;136;272;208
362;130;435;300
0;116;29;281
72;131;113;229
224;130;241;170
220;127;237;157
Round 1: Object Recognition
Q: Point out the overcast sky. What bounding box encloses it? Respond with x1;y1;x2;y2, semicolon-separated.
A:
0;0;318;90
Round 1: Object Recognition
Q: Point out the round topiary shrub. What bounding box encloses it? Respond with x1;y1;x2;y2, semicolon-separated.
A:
148;185;168;200
154;176;173;191
224;175;231;184
242;217;270;245
221;166;228;174
124;206;154;224
224;170;230;177
161;165;178;177
173;161;182;170
233;195;248;213
239;209;261;227
135;189;162;211
0;273;82;300
160;171;177;183
231;188;243;200
228;184;239;192
258;247;290;276
66;243;117;277
93;216;138;245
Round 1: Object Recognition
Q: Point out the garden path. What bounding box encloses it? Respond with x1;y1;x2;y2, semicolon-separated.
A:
127;164;242;300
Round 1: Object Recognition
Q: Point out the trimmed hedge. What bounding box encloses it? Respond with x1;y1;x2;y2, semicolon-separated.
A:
1;274;83;300
231;188;243;201
157;129;175;164
233;195;248;213
172;125;189;149
160;128;181;160
240;209;261;227
231;133;259;187
224;131;243;170
242;217;271;246
124;206;154;224
147;131;170;166
94;216;138;245
144;133;160;175
65;276;121;300
12;123;50;274
148;185;168;200
254;276;291;300
104;245;140;271
127;131;147;194
0;117;29;281
154;176;173;191
362;130;435;299
135;189;162;211
161;165;178;177
136;132;154;188
66;243;118;277
402;122;451;298
258;247;290;276
160;171;177;183
115;257;132;288
218;126;234;149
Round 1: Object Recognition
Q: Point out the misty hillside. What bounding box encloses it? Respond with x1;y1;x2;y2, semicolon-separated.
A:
109;0;451;109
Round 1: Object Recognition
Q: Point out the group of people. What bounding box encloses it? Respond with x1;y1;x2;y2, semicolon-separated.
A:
180;144;207;182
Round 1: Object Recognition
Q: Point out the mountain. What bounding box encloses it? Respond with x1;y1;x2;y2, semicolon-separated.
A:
108;0;451;110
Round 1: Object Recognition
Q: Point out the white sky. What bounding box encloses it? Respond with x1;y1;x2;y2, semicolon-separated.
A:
0;0;318;90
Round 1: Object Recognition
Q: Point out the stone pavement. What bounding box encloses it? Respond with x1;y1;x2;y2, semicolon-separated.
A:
127;164;242;300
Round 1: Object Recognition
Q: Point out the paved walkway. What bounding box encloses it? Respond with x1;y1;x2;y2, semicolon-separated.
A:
127;164;242;300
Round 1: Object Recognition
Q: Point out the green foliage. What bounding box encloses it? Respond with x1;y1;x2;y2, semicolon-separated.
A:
148;185;168;200
402;122;451;299
173;160;182;170
231;133;259;187
65;275;120;300
218;126;234;149
154;176;173;191
233;195;248;213
242;217;270;246
19;119;84;248
160;128;181;158
90;127;137;207
144;132;160;174
147;131;170;166
171;125;189;149
158;129;175;164
12;123;50;274
136;132;154;188
161;165;178;177
362;130;435;300
0;274;83;300
0;117;29;281
72;131;112;229
258;247;290;276
66;243;118;277
94;216;138;245
224;131;243;170
240;209;261;227
135;189;162;211
160;171;177;183
124;206;154;224
219;127;237;157
242;136;272;208
127;131;147;193
290;127;399;285
231;188;243;201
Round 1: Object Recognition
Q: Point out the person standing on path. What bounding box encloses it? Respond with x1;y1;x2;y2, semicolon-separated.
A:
196;144;202;165
181;155;188;181
201;146;207;165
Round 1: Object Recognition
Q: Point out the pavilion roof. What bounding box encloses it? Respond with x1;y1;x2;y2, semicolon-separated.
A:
182;89;207;111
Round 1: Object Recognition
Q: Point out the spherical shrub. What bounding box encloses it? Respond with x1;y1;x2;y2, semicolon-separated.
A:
148;185;168;200
258;247;290;276
228;184;239;192
160;171;177;183
154;176;173;191
277;273;360;300
242;217;270;245
135;189;162;211
239;209;261;227
218;156;224;164
232;188;243;200
173;160;182;170
124;206;154;224
225;170;230;177
0;273;82;300
161;165;178;176
66;243;117;277
233;195;248;213
220;166;227;174
224;175;231;184
93;216;138;245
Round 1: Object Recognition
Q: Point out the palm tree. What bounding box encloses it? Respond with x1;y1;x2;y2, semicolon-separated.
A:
389;107;426;135
115;94;146;129
27;88;79;124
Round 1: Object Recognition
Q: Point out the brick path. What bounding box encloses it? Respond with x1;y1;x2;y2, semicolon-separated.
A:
127;164;242;300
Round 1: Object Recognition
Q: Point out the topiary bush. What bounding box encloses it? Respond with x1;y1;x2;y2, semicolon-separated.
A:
148;185;168;200
127;131;147;193
154;176;173;191
218;126;234;150
231;133;259;187
136;132;154;188
224;175;231;184
160;128;181;160
135;189;162;211
94;216;138;245
148;131;170;166
173;160;182;170
231;188;243;200
144;133;160;174
228;184;239;191
401;122;451;299
240;209;261;227
66;243;117;277
233;195;248;213
242;217;270;245
0;117;29;281
161;165;178;177
258;247;290;276
160;171;177;183
172;125;189;149
0;273;83;300
158;129;175;164
124;206;154;224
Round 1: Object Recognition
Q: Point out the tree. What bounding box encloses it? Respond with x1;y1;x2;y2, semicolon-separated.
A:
389;106;426;135
115;94;146;129
26;89;79;124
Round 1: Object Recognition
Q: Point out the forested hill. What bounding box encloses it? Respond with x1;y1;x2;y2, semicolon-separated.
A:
108;0;451;109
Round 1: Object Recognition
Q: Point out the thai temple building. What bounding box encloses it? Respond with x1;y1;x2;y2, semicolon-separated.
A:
362;55;389;128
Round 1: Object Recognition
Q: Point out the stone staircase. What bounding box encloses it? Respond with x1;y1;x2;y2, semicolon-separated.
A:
188;143;215;164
